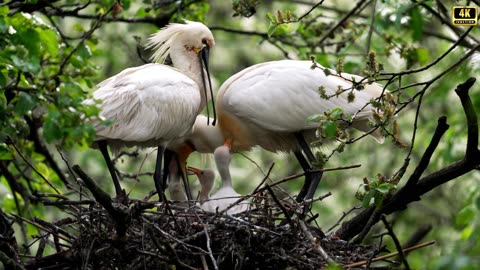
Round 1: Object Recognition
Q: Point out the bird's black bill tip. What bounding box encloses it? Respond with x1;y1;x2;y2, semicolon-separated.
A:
199;47;217;126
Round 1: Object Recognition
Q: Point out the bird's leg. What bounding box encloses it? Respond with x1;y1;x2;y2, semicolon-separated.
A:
294;133;324;202
154;146;167;202
175;155;193;201
98;140;123;197
294;151;311;202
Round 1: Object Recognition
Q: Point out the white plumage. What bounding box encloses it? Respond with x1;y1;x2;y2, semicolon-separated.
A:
187;166;215;203
190;60;385;153
200;145;249;214
85;21;215;197
177;60;388;201
91;64;201;151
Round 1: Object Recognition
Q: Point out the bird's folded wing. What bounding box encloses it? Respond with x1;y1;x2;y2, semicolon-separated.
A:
91;64;201;142
221;60;383;132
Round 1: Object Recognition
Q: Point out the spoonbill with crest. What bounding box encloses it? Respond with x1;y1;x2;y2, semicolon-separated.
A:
86;21;216;200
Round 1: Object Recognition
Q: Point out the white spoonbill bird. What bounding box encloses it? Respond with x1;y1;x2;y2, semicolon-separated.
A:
177;60;387;202
193;144;250;214
86;21;216;199
187;166;215;203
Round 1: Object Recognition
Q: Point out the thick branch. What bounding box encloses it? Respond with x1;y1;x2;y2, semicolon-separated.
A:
72;165;129;237
405;116;449;187
455;77;479;160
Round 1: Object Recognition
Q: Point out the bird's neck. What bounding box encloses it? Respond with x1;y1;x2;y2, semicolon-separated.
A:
199;189;209;202
170;46;209;112
218;164;232;188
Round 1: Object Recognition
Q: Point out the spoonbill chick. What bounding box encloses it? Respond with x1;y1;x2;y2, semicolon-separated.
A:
86;21;216;200
187;166;215;203
177;60;388;202
199;144;249;214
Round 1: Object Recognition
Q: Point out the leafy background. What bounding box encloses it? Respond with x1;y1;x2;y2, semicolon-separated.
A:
1;0;480;269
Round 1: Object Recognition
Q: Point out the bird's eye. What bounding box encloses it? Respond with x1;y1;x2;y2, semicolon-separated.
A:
201;172;204;175
201;38;208;45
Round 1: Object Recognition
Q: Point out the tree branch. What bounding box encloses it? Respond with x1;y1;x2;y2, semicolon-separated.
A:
72;165;129;237
335;78;480;240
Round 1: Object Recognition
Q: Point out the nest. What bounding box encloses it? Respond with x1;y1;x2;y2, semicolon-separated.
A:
0;165;395;270
19;198;376;270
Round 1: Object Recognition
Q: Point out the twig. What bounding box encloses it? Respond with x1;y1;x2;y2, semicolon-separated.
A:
317;0;370;46
303;192;331;205
254;164;361;194
296;0;325;22
299;220;333;263
345;240;435;268
405;116;449;187
266;185;293;225
251;163;275;194
128;148;157;196
72;165;129;237
327;206;361;233
365;0;377;55
7;137;60;194
381;215;410;269
203;224;218;270
223;215;281;236
191;209;218;270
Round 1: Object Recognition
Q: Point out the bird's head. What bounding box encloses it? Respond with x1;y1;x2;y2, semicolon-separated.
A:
213;145;232;169
187;166;215;194
145;21;217;125
188;115;225;153
145;21;214;64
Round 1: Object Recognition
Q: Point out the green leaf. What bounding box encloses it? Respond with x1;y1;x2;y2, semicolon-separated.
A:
461;225;474;240
20;28;41;57
43;117;62;143
0;90;6;116
374;192;384;207
0;143;13;160
11;55;41;73
135;7;147;17
266;12;276;22
376;183;390;194
329;108;344;119
14;92;35;115
0;17;8;33
0;5;9;16
456;206;475;226
0;69;6;87
73;23;85;32
324;121;338;139
410;7;423;41
416;47;430;66
37;28;59;57
475;195;480;210
267;22;277;38
307;114;327;123
362;190;374;208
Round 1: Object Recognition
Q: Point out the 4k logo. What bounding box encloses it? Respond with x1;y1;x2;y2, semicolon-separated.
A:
452;6;478;26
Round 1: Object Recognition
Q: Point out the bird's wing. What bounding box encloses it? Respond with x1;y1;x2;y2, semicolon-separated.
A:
220;60;384;133
90;64;201;143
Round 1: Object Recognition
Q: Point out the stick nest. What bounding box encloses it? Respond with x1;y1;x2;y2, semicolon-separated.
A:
13;190;377;270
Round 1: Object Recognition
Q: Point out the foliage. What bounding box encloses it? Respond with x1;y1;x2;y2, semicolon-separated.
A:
1;0;480;269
